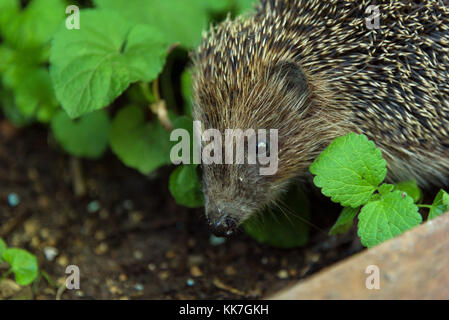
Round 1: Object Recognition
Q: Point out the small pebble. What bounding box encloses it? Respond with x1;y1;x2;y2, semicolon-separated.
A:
119;274;128;282
225;266;237;276
134;284;144;291
277;270;289;280
190;265;203;277
209;234;226;246
43;247;59;261
165;250;176;259
56;255;69;267
95;243;108;255
87;200;101;213
122;199;134;211
186;278;195;287
133;250;143;260
148;263;156;271
158;271;169;280
7;193;20;207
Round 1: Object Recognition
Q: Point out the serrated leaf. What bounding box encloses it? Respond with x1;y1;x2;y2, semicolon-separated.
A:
329;206;359;235
2;248;38;286
358;190;422;247
110;105;171;174
428;189;449;220
310;133;387;208
94;0;211;48
394;180;422;203
243;185;310;248
50;9;169;118
51;110;110;159
169;165;204;208
378;183;394;196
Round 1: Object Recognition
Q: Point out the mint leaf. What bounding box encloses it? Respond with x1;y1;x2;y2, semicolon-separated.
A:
243;185;310;248
378;183;394;196
2;248;38;286
50;9;169;118
94;0;211;48
169;165;204;208
394;180;422;203
310;133;387;208
51;110;111;159
329;206;359;235
358;190;422;247
428;189;449;220
110;105;171;174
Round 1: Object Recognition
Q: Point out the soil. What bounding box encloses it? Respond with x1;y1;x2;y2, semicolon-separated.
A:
0;118;362;300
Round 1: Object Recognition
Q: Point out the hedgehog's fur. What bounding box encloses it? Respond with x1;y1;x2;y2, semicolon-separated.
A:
192;0;449;232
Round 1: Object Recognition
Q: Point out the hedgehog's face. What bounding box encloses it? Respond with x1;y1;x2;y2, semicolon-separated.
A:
193;60;325;236
200;135;285;236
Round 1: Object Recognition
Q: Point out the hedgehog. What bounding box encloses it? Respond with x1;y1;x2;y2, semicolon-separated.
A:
191;0;449;236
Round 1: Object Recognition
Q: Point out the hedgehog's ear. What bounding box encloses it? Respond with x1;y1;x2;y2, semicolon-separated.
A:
270;61;308;94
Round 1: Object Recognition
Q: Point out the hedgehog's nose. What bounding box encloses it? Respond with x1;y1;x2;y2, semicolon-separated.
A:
208;214;238;237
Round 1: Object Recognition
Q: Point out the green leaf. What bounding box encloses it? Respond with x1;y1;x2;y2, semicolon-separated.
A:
378;183;394;196
0;87;33;127
329;206;359;235
394;180;422;203
94;0;211;48
358;190;422;247
0;238;6;262
110;105;171;174
8;66;59;123
2;248;38;286
428;189;449;220
0;0;20;40
310;133;387;208
50;9;169;118
243;185;310;248
169;165;204;208
1;0;66;49
51;110;111;159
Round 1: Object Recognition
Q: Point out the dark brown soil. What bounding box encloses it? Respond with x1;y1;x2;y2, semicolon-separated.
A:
0;119;362;300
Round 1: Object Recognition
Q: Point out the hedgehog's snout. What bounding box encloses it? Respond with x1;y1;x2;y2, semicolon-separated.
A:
208;212;238;237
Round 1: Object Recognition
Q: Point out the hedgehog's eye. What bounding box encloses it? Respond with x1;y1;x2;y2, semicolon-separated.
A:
256;140;270;157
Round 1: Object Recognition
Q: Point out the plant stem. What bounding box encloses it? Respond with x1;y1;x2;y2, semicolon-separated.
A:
418;204;432;209
70;157;86;198
148;79;173;131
